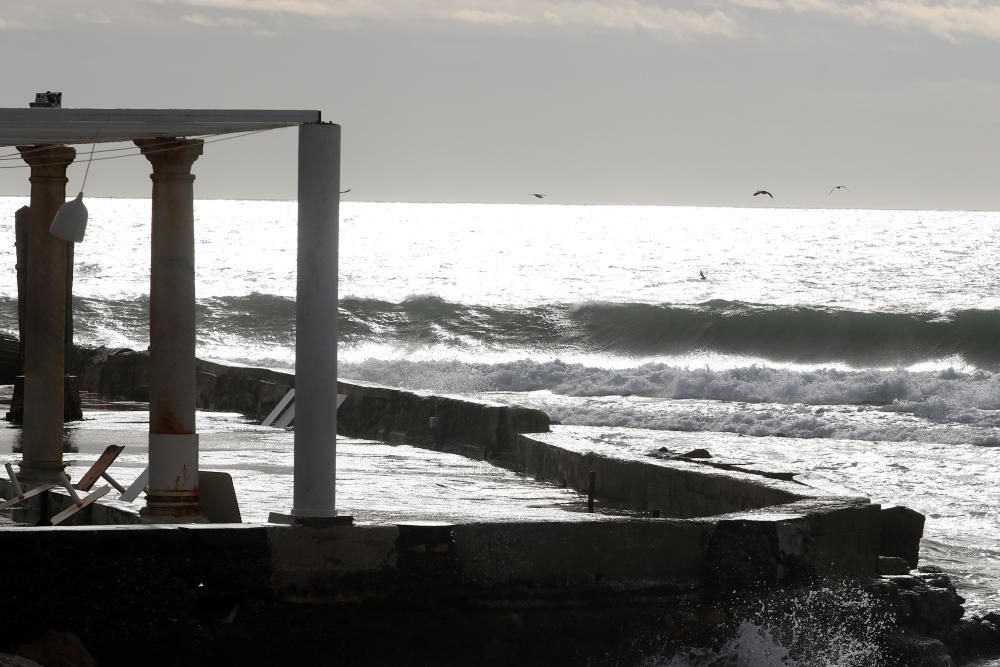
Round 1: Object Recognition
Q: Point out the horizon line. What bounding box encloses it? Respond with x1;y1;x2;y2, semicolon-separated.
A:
0;193;997;215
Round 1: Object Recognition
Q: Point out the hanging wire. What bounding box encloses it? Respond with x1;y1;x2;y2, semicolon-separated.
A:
79;137;96;192
0;130;243;161
0;126;288;170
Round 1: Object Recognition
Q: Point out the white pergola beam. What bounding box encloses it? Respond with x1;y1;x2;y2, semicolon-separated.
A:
0;109;321;146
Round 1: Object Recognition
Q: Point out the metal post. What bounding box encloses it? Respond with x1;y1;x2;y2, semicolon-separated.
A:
588;470;596;513
292;123;342;519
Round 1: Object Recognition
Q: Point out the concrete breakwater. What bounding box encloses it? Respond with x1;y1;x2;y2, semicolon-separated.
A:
0;345;990;664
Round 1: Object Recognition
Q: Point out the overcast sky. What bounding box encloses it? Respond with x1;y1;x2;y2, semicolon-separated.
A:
1;0;1000;210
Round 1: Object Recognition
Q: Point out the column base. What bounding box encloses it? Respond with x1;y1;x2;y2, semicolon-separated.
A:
16;460;65;486
140;512;209;525
268;512;354;527
145;433;200;521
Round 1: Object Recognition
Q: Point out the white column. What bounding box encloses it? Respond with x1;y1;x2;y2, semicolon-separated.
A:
293;123;341;518
136;138;204;521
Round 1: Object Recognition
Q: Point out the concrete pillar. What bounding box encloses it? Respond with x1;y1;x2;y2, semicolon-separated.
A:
292;123;341;519
16;145;75;485
135;138;204;521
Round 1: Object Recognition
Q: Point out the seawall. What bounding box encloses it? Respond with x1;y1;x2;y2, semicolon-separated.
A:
7;346;977;665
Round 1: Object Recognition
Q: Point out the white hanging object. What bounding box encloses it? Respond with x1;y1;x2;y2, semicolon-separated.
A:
50;191;88;242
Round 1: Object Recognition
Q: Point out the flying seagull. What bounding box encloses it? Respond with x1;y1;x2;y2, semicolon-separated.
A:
340;188;351;194
829;185;847;194
753;190;773;198
530;193;545;199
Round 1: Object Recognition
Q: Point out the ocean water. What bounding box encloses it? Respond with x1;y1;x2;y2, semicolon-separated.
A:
1;197;998;663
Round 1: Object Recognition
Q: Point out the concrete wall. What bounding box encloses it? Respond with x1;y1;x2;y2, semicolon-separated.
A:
0;512;883;666
336;378;550;455
0;521;701;666
71;347;294;418
512;433;816;518
69;349;552;460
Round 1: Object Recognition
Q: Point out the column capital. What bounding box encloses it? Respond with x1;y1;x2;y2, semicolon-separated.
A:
135;138;204;175
17;145;76;179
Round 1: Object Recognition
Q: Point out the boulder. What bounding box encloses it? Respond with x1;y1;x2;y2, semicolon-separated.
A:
939;616;1000;664
884;631;951;667
680;448;712;459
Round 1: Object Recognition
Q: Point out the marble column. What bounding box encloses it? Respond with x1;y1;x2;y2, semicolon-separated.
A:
16;145;75;485
135;138;204;520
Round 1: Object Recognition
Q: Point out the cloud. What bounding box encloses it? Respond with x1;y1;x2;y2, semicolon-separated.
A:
181;12;256;28
729;0;1000;41
8;0;1000;43
176;0;741;38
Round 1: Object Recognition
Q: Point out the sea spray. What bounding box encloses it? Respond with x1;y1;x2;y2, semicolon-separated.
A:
646;585;891;667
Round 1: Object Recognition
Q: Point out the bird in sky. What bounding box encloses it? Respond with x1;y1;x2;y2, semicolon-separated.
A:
340;188;351;194
829;185;847;194
530;193;545;199
753;190;773;198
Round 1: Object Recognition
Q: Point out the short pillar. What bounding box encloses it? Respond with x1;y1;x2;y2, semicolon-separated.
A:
16;145;75;485
136;138;204;521
292;123;341;519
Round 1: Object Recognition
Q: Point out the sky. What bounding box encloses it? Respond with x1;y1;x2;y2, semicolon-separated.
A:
1;0;1000;210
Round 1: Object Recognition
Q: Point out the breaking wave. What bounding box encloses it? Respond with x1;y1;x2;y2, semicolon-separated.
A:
5;293;1000;369
338;297;1000;367
338;358;1000;445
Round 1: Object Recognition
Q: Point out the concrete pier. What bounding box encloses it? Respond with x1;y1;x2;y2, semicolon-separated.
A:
136;138;204;520
16;145;75;484
0;361;959;665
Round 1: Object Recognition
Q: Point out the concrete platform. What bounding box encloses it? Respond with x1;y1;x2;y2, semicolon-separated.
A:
0;384;929;666
0;404;610;524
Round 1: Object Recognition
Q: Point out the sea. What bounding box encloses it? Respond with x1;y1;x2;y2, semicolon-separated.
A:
1;197;998;665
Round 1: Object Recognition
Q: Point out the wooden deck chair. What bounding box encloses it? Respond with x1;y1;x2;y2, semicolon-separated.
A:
0;462;54;512
2;445;138;524
0;462;110;525
49;444;131;525
74;445;127;495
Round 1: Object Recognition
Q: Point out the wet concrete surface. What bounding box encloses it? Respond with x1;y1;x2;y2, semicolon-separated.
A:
0;393;608;524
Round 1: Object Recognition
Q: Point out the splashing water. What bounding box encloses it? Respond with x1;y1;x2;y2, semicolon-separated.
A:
646;586;892;667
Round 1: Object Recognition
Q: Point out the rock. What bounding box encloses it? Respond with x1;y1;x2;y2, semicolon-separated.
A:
884;631;952;667
939;617;1000;664
879;556;912;575
881;505;926;569
11;630;96;667
864;578;913;625
679;448;712;459
911;587;965;633
888;571;966;637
